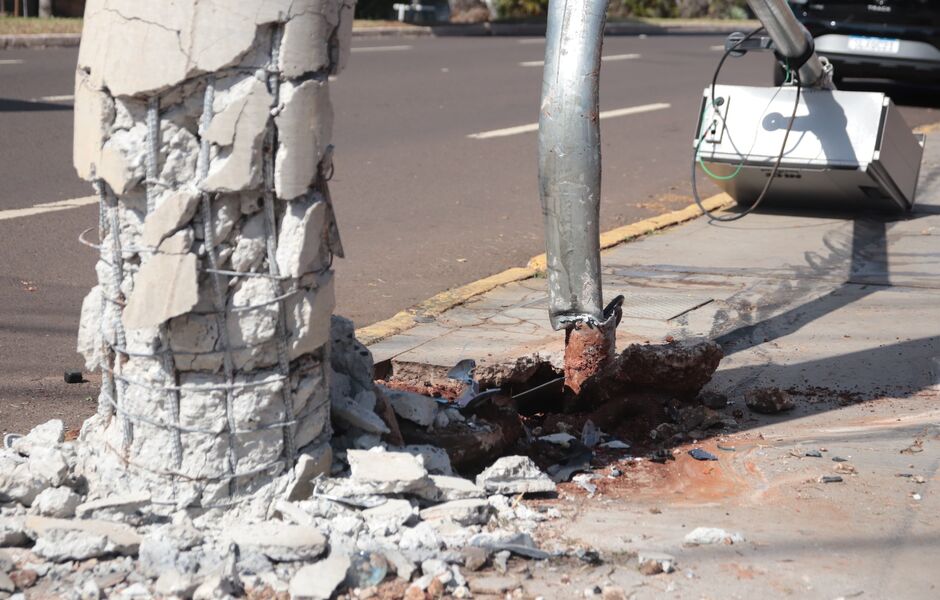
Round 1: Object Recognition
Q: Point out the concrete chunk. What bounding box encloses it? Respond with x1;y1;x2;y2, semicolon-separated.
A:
276;196;327;278
286;273;335;360
402;445;454;476
0;517;28;547
476;456;556;495
141;191;200;249
29;487;83;518
347;449;433;495
75;492;150;519
25;515;141;556
289;551;352;600
224;522;327;562
123;251;199;330
332;395;390;435
274;79;332;200
381;387;440;428
420;499;492;526
203;77;273;192
425;475;486;501
12;419;64;456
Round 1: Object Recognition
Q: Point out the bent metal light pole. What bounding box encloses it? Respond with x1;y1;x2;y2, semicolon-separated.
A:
538;0;833;395
538;0;619;395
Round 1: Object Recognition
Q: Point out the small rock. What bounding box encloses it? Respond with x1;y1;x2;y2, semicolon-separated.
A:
29;487;82;518
744;388;794;414
804;449;823;458
683;527;745;545
599;440;631;450
0;518;28;547
834;463;857;475
637;551;675;575
601;586;628;600
819;475;843;484
361;499;416;533
688;448;717;461
832;456;849;462
475;456;555;495
289;552;352;600
193;574;241;600
9;569;37;589
155;570;199;598
912;493;922;501
286;444;334;501
463;547;488;571
913;475;926;484
493;550;510;574
380;387;440;427
697;390;728;409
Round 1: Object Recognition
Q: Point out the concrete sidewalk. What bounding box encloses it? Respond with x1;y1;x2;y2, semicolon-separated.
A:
369;138;940;597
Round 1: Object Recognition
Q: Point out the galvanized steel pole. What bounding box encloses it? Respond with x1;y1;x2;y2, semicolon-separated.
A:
538;0;619;393
746;0;833;88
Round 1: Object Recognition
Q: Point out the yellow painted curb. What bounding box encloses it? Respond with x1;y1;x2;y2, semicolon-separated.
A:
356;193;733;346
915;120;940;134
527;192;733;272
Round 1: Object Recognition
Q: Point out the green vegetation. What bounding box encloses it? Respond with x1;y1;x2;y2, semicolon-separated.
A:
0;16;83;35
495;0;750;21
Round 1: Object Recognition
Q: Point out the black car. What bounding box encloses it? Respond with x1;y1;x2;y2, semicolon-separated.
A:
774;0;940;84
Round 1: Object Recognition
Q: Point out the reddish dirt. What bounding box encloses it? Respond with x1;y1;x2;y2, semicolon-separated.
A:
563;321;616;395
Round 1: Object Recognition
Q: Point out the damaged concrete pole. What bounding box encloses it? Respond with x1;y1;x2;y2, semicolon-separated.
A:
538;0;620;395
72;0;354;508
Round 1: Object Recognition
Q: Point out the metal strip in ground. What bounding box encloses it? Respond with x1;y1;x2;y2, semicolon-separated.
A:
0;196;97;222
467;102;671;140
0;59;24;65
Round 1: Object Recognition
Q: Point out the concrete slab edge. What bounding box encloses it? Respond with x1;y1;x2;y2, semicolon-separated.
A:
356;192;733;346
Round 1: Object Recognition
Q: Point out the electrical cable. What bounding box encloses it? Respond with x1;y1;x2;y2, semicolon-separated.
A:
692;28;803;222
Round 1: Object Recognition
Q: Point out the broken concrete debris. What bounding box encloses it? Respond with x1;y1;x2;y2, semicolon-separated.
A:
475;456;557;495
683;527;746;545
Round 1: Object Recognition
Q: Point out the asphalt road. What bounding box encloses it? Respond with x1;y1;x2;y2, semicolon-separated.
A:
1;34;938;433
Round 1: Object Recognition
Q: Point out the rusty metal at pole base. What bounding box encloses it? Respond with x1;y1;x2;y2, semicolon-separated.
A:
538;0;617;392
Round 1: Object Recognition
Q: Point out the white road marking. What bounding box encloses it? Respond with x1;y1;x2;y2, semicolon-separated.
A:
0;196;98;222
517;38;544;44
0;59;24;65
351;45;412;53
35;94;74;102
710;45;726;51
519;53;640;67
467;102;671;140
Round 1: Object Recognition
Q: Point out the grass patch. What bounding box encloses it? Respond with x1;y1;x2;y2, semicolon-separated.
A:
0;17;83;35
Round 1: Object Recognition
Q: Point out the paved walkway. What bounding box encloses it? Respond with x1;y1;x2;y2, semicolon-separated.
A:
371;137;940;598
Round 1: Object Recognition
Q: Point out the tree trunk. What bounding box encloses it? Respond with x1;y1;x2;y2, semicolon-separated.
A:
72;0;355;508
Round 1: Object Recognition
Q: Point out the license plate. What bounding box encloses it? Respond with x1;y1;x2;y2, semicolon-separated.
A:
847;36;901;54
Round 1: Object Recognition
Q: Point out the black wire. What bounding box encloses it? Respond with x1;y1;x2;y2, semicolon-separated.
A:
693;28;803;223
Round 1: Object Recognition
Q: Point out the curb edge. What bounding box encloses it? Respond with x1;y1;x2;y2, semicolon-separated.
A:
356;192;733;345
